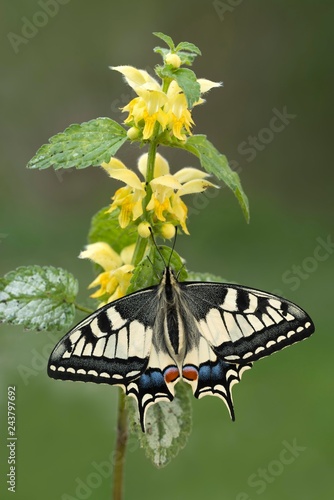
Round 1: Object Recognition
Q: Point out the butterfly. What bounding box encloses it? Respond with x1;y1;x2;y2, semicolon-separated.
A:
48;265;314;431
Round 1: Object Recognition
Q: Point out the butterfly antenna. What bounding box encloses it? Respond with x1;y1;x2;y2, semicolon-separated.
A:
149;227;166;267
167;226;178;268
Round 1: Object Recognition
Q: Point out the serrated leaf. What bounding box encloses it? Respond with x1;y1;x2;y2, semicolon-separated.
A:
153;32;175;51
158;67;200;108
127;245;187;294
88;207;137;254
153;46;169;59
27;118;128;170
174;68;201;108
175;41;201;56
177;50;199;66
177;135;250;222
186;271;226;282
127;382;192;468
0;266;78;331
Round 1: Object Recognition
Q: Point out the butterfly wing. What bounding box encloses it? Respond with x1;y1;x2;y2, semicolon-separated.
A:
181;331;252;419
48;285;180;431
180;282;314;363
48;287;159;385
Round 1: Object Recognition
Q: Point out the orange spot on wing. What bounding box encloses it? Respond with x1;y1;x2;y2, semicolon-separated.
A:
164;367;180;383
182;366;198;381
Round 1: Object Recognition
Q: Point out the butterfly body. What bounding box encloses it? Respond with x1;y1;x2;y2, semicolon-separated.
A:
48;267;314;430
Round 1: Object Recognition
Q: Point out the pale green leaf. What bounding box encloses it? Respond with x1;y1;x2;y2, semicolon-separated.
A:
0;266;78;331
127;382;192;468
27;118;128;170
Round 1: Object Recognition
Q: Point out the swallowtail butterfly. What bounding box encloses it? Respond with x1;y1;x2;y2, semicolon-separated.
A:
48;267;314;431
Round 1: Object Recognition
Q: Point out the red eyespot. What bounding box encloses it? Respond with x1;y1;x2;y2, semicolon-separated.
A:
182;366;198;381
164;367;180;383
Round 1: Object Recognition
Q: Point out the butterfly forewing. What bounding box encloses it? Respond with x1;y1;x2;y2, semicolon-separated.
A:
180;282;314;363
48;288;159;385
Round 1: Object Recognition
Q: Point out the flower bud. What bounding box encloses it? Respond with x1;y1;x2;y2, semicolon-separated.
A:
127;126;140;140
165;53;181;68
138;221;151;238
160;223;176;239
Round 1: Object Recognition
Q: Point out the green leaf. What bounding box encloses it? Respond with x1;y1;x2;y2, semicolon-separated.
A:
88;207;137;254
153;32;175;51
178;135;250;222
127;245;187;294
27;118;128;170
177;51;200;66
127;382;192;468
0;266;78;331
173;68;201;108
153;46;169;59
186;271;226;282
157;67;200;108
175;41;201;56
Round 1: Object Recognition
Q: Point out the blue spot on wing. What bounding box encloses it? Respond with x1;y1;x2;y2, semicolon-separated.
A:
140;370;165;388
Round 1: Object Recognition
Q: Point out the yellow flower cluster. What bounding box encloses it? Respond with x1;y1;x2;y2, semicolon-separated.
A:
112;65;221;141
102;153;218;235
80;58;222;304
79;242;135;305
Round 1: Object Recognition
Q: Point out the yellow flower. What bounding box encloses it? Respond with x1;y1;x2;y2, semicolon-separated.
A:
143;155;219;234
163;80;194;140
101;158;146;228
111;65;221;141
79;242;135;305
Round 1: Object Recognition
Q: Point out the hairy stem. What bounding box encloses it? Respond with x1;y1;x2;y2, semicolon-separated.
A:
112;389;128;500
74;303;94;314
112;122;161;499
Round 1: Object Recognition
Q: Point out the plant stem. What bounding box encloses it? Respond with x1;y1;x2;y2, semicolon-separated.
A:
74;303;94;314
112;123;160;500
131;128;160;265
131;236;148;267
112;389;128;500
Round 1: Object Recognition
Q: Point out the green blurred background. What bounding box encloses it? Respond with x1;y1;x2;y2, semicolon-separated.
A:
1;1;333;499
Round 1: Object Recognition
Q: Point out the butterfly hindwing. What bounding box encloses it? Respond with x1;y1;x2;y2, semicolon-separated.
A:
180;282;314;363
125;345;180;430
194;359;252;419
48;288;159;385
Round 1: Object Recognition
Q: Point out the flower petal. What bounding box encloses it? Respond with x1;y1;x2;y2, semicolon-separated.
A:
197;78;222;93
111;65;160;90
150;174;182;190
174;167;210;183
120;244;136;265
102;159;145;191
138;153;170;178
135;88;167;114
177;179;219;196
79;242;122;271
